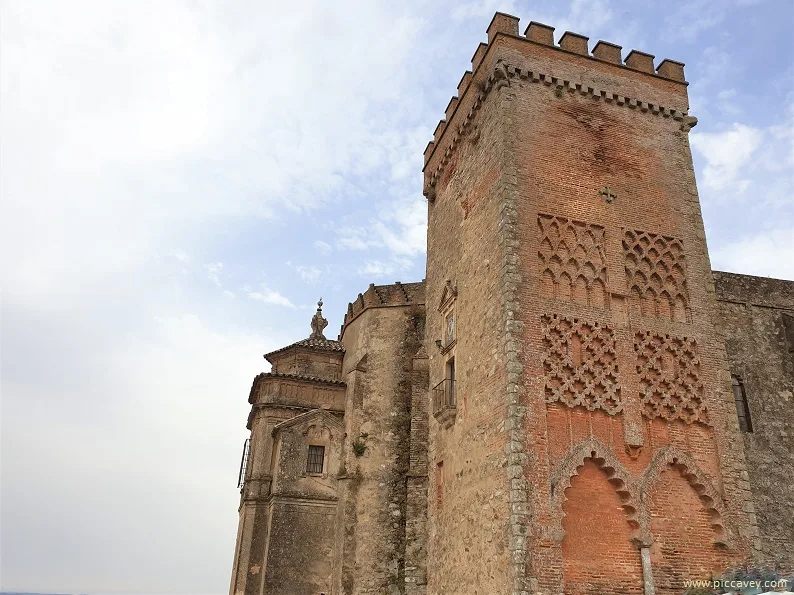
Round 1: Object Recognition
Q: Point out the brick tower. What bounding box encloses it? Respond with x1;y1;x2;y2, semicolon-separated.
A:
422;13;760;595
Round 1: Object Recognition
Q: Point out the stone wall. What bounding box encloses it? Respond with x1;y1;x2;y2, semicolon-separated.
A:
424;29;512;593
714;271;794;567
260;499;337;594
334;287;426;594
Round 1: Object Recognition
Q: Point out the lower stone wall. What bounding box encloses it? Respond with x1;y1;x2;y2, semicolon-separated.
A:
262;499;337;594
714;271;794;568
336;302;426;594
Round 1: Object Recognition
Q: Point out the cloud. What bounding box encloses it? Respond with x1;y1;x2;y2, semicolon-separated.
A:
452;0;520;21
356;258;413;278
664;0;726;42
711;227;794;280
2;292;283;591
374;196;428;257
690;123;763;192
294;264;323;284
1;0;428;302
314;240;333;254
334;196;427;274
336;228;371;251
207;261;225;288
247;287;296;308
691;101;793;212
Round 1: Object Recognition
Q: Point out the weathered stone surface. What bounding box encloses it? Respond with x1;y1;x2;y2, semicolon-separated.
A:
714;271;794;567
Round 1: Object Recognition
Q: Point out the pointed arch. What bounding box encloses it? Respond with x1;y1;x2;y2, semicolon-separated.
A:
572;274;588;305
590;278;607;308
540;269;556;298
640;445;730;547
554;439;645;594
550;438;640;534
559;271;573;301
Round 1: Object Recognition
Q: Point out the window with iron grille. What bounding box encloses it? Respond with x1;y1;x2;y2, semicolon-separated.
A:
306;445;325;474
731;375;753;433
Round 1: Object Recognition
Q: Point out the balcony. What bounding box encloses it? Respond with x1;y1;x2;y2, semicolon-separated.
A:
237;438;250;490
432;378;456;426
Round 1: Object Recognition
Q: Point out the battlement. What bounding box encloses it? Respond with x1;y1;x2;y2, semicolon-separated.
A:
423;13;690;196
339;280;426;338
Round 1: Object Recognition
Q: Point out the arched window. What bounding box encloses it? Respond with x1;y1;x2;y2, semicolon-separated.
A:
731;375;753;433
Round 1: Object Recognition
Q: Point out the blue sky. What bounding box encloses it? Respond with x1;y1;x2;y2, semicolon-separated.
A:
1;0;792;592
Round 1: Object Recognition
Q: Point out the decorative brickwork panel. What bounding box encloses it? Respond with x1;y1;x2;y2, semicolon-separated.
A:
623;229;689;322
634;331;707;424
542;314;622;414
538;214;608;307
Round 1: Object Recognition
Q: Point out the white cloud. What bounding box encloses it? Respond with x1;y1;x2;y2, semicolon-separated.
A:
664;0;726;42
336;228;371;251
335;196;427;264
247;287;296;308
690;123;763;192
711;227;794;280
295;265;322;284
206;261;224;288
0;0;427;302
715;88;742;116
357;259;405;277
452;0;518;21
373;196;428;257
314;240;333;254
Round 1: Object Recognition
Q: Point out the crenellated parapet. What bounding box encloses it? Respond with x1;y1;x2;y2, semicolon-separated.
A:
423;12;692;199
339;280;426;338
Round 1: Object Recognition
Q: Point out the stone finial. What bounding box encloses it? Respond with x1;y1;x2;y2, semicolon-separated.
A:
310;298;328;340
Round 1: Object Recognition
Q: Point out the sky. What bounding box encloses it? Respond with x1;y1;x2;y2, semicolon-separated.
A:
1;0;792;592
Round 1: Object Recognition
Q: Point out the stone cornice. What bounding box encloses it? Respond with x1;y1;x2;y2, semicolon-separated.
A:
424;62;696;200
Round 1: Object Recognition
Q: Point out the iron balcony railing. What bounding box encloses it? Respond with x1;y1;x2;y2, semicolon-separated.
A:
432;378;456;417
237;438;250;489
